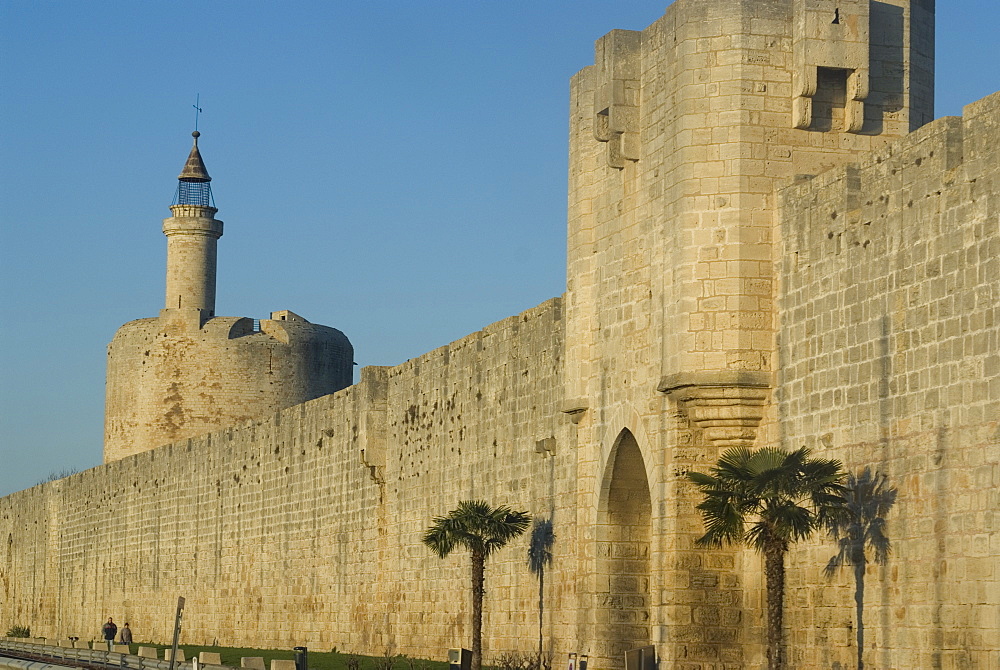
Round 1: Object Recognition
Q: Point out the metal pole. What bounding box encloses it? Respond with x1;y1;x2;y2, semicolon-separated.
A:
293;646;308;670
168;597;185;670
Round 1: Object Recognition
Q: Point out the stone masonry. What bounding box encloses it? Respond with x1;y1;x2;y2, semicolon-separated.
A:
1;2;996;669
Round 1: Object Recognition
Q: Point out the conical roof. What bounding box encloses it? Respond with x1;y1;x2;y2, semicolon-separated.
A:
178;131;211;183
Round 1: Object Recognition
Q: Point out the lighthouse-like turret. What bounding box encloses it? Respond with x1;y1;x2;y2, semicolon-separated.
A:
162;131;223;324
104;132;354;462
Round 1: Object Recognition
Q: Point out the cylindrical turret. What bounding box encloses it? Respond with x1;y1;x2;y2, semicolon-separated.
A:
163;131;223;318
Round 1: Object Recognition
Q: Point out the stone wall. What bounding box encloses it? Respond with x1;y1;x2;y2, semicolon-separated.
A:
776;92;1000;669
2;299;568;661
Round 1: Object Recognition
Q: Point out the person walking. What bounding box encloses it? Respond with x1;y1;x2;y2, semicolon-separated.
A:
119;622;133;648
101;618;117;651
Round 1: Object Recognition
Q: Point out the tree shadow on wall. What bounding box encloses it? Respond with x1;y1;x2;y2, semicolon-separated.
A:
527;518;555;665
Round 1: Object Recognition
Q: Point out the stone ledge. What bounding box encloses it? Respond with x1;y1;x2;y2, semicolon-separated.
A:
560;398;589;424
656;370;771;394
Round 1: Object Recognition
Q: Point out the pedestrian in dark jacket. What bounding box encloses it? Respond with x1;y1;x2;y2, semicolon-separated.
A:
101;618;117;651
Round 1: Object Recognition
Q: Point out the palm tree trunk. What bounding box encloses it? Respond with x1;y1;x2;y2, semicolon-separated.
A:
471;550;486;670
854;562;865;670
763;541;786;670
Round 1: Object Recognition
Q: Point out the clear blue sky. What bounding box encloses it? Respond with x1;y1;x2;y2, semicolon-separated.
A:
1;1;997;497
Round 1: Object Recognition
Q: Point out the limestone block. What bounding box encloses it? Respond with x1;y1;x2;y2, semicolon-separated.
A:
200;652;223;664
241;657;265;670
166;649;186;662
114;645;131;654
137;646;157;658
270;661;296;670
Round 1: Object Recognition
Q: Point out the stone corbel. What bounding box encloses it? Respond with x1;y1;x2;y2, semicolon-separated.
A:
593;29;641;168
535;437;556;455
658;371;771;447
560;398;589;424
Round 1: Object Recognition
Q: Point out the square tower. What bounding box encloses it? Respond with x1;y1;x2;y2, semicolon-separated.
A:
562;0;933;665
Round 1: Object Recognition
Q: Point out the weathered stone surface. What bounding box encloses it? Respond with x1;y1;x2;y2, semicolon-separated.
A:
776;91;1000;669
104;310;353;462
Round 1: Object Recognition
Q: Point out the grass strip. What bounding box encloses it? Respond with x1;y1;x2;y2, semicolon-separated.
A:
136;644;449;670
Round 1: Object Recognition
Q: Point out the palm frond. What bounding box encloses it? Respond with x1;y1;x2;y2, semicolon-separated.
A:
687;470;719;487
422;517;458;558
423;500;531;560
766;499;816;541
689;446;847;557
695;495;745;547
714;445;756;479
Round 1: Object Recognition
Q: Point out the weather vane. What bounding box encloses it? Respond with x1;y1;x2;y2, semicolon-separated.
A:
192;94;203;132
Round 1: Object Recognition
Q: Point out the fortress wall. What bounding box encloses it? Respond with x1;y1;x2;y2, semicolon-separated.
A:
2;387;381;648
1;298;570;660
376;298;572;655
776;92;1000;669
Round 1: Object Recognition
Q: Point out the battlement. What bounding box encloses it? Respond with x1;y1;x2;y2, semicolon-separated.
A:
780;90;1000;257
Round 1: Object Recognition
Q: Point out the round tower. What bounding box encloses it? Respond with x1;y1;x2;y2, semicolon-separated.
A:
104;132;354;462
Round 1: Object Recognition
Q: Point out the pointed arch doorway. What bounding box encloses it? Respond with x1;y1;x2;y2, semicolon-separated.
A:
596;429;652;668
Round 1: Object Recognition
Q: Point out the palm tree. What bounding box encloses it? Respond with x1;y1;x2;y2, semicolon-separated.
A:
825;467;897;670
687;446;845;670
527;518;555;667
423;500;531;670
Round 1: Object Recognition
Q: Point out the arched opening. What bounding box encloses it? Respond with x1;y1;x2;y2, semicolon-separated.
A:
596;429;652;668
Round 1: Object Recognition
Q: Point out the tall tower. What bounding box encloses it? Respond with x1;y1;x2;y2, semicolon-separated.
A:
561;0;933;667
104;132;354;462
162;130;223;326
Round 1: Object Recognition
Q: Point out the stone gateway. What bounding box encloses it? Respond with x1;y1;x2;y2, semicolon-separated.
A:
1;1;997;669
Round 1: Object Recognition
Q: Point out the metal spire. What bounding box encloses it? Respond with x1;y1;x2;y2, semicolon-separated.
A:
178;131;211;183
